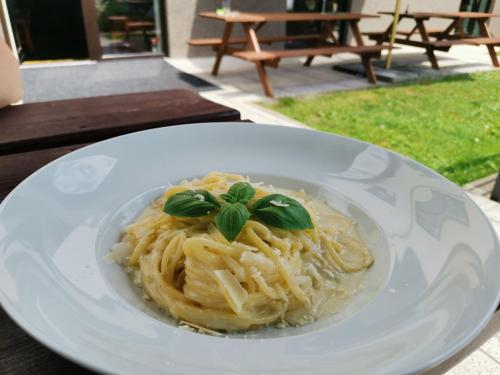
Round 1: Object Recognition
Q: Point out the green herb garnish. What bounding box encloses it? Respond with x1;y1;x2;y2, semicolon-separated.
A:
214;202;251;242
163;183;313;241
252;194;314;230
163;189;219;217
220;182;255;204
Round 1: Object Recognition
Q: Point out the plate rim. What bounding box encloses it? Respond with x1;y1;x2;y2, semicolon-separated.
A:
1;122;499;375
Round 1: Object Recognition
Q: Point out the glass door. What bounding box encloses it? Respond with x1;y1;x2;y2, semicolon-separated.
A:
286;0;351;48
6;0;89;62
95;0;164;58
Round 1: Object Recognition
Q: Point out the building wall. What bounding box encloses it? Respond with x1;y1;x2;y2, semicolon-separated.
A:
166;0;287;58
491;0;500;36
351;0;463;41
166;0;498;58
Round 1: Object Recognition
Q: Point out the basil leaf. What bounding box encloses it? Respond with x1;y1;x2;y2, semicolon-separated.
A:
220;193;237;204
214;203;250;242
252;193;314;230
164;190;218;217
222;182;255;204
194;189;220;208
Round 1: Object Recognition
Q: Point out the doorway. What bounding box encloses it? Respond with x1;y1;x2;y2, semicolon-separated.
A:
286;0;352;47
6;0;88;62
95;0;165;58
2;0;167;62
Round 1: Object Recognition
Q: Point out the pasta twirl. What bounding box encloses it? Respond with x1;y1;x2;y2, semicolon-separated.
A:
113;172;374;332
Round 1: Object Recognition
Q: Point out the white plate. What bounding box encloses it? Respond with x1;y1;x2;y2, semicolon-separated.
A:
0;123;499;375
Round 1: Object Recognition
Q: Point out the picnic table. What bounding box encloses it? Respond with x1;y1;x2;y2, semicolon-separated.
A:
365;11;500;70
189;12;394;97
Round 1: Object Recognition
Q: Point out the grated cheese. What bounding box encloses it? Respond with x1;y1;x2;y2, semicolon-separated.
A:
270;200;289;207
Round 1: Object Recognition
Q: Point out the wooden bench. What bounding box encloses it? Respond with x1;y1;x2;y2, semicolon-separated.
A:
233;44;393;88
363;28;446;41
429;38;480;47
397;28;446;37
463;37;500;46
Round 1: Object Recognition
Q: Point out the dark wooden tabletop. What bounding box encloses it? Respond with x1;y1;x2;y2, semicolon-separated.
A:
0;89;240;155
0;89;241;375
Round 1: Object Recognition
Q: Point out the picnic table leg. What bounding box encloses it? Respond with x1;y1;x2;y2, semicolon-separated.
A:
212;23;234;76
361;55;377;84
350;20;378;84
350;20;365;46
304;20;336;67
256;61;274;97
438;19;459;41
477;20;500;68
243;23;274;97
416;19;439;70
304;56;314;67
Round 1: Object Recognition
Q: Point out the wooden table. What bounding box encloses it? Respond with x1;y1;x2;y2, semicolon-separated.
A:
0;89;241;374
366;11;500;69
189;12;393;97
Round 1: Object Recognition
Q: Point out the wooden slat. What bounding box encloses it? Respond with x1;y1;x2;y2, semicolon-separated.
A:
0;90;240;155
362;29;444;38
234;45;392;61
378;11;430;20
379;11;500;20
397;28;446;36
391;37;451;51
413;11;500;20
188;34;322;46
426;38;476;47
199;11;378;23
463;37;500;46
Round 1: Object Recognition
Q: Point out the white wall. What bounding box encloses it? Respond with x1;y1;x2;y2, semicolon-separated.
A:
166;0;287;58
491;0;500;36
165;0;498;58
352;0;463;38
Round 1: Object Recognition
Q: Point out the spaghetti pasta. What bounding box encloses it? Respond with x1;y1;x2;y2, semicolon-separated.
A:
113;172;374;332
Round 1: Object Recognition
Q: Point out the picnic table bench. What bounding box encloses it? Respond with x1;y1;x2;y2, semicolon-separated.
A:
364;11;500;69
189;12;393;97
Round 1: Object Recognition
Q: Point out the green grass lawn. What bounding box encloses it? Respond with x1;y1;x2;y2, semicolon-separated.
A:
265;71;500;186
